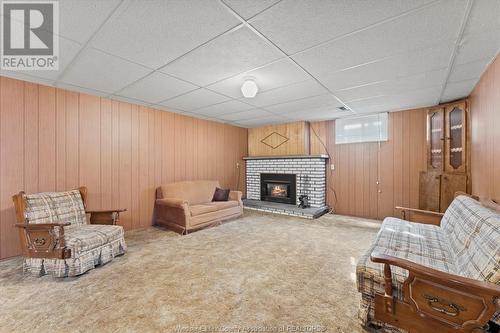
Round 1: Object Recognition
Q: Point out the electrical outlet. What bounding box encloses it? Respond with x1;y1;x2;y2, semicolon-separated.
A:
236;162;240;168
330;164;335;171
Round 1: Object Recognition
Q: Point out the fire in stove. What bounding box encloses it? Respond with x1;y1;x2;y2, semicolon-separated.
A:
271;185;287;197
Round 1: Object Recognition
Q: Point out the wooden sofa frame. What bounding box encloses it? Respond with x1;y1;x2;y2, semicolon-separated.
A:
13;187;125;260
370;193;500;333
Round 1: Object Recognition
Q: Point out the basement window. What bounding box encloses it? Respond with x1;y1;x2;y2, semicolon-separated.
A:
335;113;388;144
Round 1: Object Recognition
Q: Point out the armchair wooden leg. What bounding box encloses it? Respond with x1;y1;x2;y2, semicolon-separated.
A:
383;263;395;314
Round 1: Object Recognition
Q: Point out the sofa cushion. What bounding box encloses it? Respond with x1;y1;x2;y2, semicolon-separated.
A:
356;217;456;298
190;201;239;216
441;195;500;283
64;224;125;256
161;180;220;205
24;189;86;225
190;205;242;226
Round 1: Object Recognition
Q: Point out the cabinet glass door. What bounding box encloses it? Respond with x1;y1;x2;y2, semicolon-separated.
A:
445;103;466;173
428;109;444;171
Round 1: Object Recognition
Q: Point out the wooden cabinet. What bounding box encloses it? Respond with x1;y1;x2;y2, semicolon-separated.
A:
440;173;467;210
419;172;441;212
420;100;470;212
419;172;467;213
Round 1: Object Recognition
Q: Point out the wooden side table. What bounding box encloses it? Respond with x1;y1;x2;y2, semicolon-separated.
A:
87;209;127;225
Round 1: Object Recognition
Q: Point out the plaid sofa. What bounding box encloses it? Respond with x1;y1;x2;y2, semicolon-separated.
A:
356;195;500;332
23;190;127;277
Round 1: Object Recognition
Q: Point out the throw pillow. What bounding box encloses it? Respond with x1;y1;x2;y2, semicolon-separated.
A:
212;187;230;201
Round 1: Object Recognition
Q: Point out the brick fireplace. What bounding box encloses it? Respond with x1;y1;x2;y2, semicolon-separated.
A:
243;155;328;218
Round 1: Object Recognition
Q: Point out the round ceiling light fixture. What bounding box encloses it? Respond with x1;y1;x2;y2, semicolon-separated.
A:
241;78;258;98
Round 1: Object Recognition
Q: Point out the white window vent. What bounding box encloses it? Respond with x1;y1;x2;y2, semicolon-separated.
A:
335;113;388;144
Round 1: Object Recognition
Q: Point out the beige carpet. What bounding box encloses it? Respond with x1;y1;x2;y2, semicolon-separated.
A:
0;210;381;333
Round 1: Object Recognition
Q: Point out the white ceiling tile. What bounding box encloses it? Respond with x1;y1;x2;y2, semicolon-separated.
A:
55;82;109;97
346;87;440;112
318;43;453;91
160;88;230;111
228;123;246;128
193;100;254;116
351;97;446;114
109;94;149;106
243;80;328;107
151;104;186;114
343;104;390;114
448;58;491;83
234;115;290;127
216;108;273;121
335;69;447;102
3;0;121;44
441;79;478;103
265;94;343;114
185;112;229;124
40;37;83;80
346;97;390;109
286;108;354;121
117;72;197;104
185;113;216;121
161;26;283;86
206;59;310;98
251;0;436;54
454;29;500;66
59;48;151;94
463;0;500;35
91;0;240;69
223;0;281;20
354;100;437;114
58;0;122;43
292;0;467;75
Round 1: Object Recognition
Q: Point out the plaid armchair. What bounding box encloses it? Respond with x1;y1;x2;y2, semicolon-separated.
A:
357;195;500;332
13;187;127;277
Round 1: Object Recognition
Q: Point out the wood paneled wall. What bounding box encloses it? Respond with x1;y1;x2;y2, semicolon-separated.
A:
309;108;428;220
0;76;248;259
469;55;500;202
248;121;310;156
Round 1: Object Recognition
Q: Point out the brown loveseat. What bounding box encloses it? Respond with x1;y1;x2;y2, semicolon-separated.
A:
154;180;243;234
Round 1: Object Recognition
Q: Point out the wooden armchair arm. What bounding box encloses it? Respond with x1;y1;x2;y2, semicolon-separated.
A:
15;223;71;259
86;209;126;214
371;253;499;295
87;209;127;225
371;253;499;332
396;206;444;225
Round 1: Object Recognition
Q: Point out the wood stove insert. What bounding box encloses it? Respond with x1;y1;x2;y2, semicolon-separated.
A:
260;173;296;205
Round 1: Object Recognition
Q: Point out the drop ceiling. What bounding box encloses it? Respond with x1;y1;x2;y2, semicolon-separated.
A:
1;0;499;128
